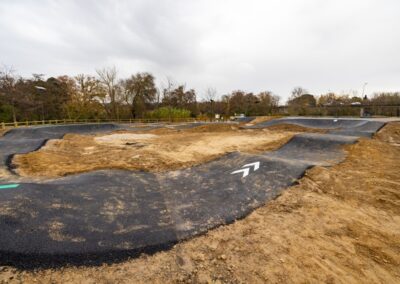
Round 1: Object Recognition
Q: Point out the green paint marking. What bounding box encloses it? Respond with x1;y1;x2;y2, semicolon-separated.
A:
0;184;20;189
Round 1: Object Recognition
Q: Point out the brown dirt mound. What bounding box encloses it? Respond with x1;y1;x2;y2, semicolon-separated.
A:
12;129;292;178
265;123;327;133
375;121;400;146
139;127;178;135
6;123;400;283
184;123;239;132
245;115;283;125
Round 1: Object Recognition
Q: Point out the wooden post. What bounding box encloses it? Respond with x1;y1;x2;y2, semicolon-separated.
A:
1;122;5;129
14;121;18;127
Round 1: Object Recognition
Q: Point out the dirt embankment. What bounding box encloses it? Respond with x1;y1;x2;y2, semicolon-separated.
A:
2;123;400;283
244;116;282;125
262;123;327;133
12;125;295;178
183;123;239;132
375;122;400;146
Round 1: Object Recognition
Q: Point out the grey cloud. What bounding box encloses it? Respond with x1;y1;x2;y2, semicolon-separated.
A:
0;0;399;100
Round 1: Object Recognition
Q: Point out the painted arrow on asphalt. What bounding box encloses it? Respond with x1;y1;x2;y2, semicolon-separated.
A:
243;162;260;171
231;161;260;178
0;184;20;190
231;168;250;178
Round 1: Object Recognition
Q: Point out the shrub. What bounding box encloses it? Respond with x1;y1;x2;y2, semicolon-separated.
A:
0;104;14;122
146;107;191;121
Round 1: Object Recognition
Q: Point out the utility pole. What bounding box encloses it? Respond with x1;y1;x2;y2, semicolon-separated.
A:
35;86;46;121
360;82;368;117
210;99;214;121
361;82;368;98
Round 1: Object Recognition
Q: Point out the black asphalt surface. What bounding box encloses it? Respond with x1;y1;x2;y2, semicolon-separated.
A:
0;119;386;268
244;117;385;137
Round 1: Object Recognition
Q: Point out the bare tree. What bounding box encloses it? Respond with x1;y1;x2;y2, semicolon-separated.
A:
160;76;176;103
96;66;119;118
289;87;308;100
204;87;217;102
204;87;217;117
75;74;104;102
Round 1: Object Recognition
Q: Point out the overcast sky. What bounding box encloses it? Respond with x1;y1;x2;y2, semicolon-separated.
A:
1;0;399;101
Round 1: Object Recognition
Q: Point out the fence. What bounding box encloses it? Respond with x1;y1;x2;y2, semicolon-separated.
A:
275;105;400;117
0;117;204;130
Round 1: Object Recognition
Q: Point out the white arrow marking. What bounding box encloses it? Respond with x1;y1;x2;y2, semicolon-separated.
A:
231;168;250;178
231;161;260;178
242;161;260;171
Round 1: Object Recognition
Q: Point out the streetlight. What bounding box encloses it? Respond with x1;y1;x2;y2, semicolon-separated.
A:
360;82;368;117
210;99;214;121
35;86;46;122
361;82;368;98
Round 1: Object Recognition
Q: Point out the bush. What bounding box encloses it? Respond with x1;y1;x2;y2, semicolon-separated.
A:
146;107;191;121
0;104;14;122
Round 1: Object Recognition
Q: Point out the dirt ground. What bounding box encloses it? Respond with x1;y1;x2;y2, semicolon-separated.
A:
1;123;400;283
12;124;298;178
244;116;283;126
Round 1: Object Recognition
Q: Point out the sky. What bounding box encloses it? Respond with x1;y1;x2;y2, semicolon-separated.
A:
1;0;399;101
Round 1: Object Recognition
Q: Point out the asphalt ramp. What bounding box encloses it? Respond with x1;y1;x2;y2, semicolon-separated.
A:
245;117;385;137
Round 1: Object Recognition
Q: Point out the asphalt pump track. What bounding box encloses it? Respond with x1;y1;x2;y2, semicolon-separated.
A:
0;118;386;268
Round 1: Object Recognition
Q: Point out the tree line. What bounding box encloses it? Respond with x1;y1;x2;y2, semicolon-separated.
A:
285;87;400;116
287;86;400;107
0;66;280;122
1;66;399;122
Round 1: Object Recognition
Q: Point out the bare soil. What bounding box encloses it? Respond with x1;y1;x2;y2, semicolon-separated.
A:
259;123;327;133
375;122;400;146
12;125;295;178
244;116;282;126
1;123;400;283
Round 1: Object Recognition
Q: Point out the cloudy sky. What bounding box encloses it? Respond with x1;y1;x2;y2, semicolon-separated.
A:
1;0;399;101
